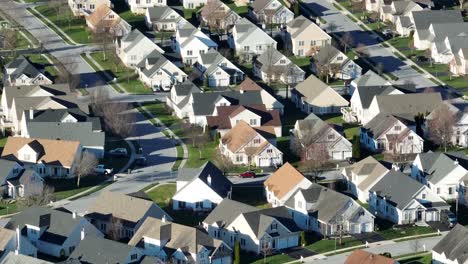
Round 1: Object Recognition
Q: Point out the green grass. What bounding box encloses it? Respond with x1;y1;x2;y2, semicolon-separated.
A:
306;237;363;253
248;254;295;264
0;136;7;148
27;54;58;80
34;5;91;44
398;253;432;264
141;102;181;127
376;225;434;240
90;52;152;94
0;202;18;216
231;186;269;209
173;144;184;171
47;176;108;200
225;1;249;16
185;141;218;168
146;183;176;208
118;11;146;32
69;182;112;201
80;54;124;93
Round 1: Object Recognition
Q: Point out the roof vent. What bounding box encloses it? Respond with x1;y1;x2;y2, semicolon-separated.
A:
455;159;459;165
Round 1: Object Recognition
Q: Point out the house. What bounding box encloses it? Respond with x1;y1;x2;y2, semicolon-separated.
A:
68;236;143;263
248;0;294;25
135;50;188;91
311;45;362;80
426;102;468;147
228;18;277;59
412;10;463;50
220;120;283;167
235;77;263;92
360;113;424;155
68;0;111;16
116;29;164;67
85;4;131;37
200;0;241;31
292;74;349;114
3;56;53;87
173;23;218;65
411;152;468;201
182;0;206;9
253;47;305;84
285;184;375;235
432;224;468;264
379;0;422;24
291;113;352;161
20;108;104;158
450;47;468;76
0;227;37;258
366;0;432;13
145;6;184;31
1;137;82;178
195;49;244;87
235;78;285;115
0;252;53;264
127;0;166;14
286;15;331;57
369;170;449;224
345;249;399;264
203;199;301;254
364;92;442;125
5;207;103;258
173;162;233;211
342;156;389;202
0;159;44;200
129;217;233;263
428;23;468;63
85;191;172;241
207;104;282;137
264;162;312;207
348;70;392;96
342;77;402;123
166;81;202;119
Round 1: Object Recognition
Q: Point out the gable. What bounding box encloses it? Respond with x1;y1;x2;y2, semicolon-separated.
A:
172;178;223;201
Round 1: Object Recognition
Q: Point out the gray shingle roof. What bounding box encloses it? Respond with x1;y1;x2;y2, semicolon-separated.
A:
25;108;101;131
412;10;463;31
375;93;442;116
0;159;19;185
353;70;390;87
369;171;424;209
191;91;263;116
356;85;396;109
173;81;201;96
203;199;257;226
68;236;136;263
3;84;70;110
363;113;410;138
146;6;180;23
5;55;43;80
432;224;468;263
1;252;53;264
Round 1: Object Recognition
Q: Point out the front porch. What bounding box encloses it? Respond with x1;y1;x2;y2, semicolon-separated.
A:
341;107;358;123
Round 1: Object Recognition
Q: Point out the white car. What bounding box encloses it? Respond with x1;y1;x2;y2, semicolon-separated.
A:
94;164;113;175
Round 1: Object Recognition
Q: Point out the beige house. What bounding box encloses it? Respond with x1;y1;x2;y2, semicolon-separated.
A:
85;5;131;37
450;48;468;76
380;0;422;24
286;15;331;57
68;0;111;16
200;0;240;31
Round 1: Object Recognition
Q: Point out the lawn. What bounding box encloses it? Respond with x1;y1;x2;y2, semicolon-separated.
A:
141;102;181;128
398;253;432;264
225;1;249;16
34;5;91;44
246;253;295;264
80;53;124;93
47;176;108;200
376;222;434;240
173;144;184;171
231;186;269;208
306;236;363;253
27;54;58;80
146;183;176;208
0;136;7;148
0;201;18;216
90;52;152;94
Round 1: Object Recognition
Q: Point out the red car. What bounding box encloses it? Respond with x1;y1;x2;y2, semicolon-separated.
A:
240;171;256;178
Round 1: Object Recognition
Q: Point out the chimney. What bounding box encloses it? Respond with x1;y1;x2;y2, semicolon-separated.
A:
455;159;459;165
29;108;33;120
72;211;76;219
15;226;20;254
207;175;212;186
162;215;167;223
80;228;85;241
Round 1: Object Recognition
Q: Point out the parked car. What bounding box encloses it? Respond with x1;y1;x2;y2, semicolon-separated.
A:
366;17;375;23
135;157;147;166
240;171;256;178
416;56;428;62
109;148;128;157
441;209;457;227
94;164;113;175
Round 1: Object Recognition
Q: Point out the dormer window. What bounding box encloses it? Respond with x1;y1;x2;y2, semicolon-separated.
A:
271;223;277;230
280;59;286;64
394;126;401;131
23;154;31;161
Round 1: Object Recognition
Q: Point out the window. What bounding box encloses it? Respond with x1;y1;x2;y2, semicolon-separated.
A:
422;193;426;199
267;149;273;154
256;45;262;51
90;4;95;9
216;71;221;75
298;49;304;56
30;229;37;235
146;0;151;3
250;119;257;126
244;46;250;51
254;138;261;144
298;41;304;46
179;201;186;208
271;223;277;230
131;254;138;260
200;50;205;55
280;59;286;64
130;55;137;61
196;201;203;208
158;0;163;2
328;134;335;140
337;56;343;61
221;62;227;67
437;188;440;194
187;50;193;56
236;155;243;162
108;14;114;19
408;136;413;140
241;238;246;246
23;154;30;161
310;40;316;46
449;187;453;195
100;223;107;231
394;126;401;131
136;0;140;3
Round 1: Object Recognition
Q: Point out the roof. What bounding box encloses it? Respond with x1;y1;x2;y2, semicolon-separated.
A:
0;228;15;255
25;108;101;131
353;70;391;88
264;163;310;200
68;236;136;263
344;156;388;191
121;29;164;54
417;152;468;184
287;15;330;40
294;75;348;107
345;249;396;264
363;113;410;139
191;90;264;116
412;10;463;31
3;84;70;110
85;4;121;28
1;137;80;168
4;55;43;81
0;159;19;184
86;191;170;224
355;85;397;109
129;217;228;257
173;81;201;96
5;207;83;245
251;0;275;12
146;6;181;23
203;199;257;227
233;18;276;45
1;252;53;264
221;120;273;153
295;112;338;142
432;224;468;263
236;77;263;91
374;93;442;116
176;161;232;198
369;171;425;209
207;105;281;130
314;45;342;65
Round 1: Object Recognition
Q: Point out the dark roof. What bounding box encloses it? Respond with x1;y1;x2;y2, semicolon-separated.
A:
25;108;101;131
68;236;137;263
0;159;19;184
173;81;201;96
5;207;83;245
412;10;463;31
369;171;425;210
206;105;281;130
375;93;442;116
191;91;264;116
356;85;396;109
176;162;232;198
432;224;468;263
362;113;412;138
203;199;258;226
5;55;43;80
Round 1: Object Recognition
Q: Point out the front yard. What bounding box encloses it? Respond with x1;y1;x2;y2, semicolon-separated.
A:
231;186;270;209
27;54;59;81
47;175;109;201
306;236;363;254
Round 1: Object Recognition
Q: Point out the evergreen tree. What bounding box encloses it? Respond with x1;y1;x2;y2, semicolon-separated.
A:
234;241;241;264
293;2;300;16
352;135;361;159
300;231;307;246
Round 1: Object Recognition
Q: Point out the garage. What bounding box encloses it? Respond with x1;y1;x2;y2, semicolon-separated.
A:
258;157;273;167
287;236;299;247
349;224;360;234
278;238;288;249
209;78;229;87
361;223;372;232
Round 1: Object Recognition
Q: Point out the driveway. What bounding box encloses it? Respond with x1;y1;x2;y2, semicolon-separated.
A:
302;0;436;89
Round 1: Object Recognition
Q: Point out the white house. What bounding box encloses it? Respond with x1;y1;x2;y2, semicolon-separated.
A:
127;0;166;14
182;0;207;9
173;23;218;65
200;0;241;31
285;184;375;236
1;137;82;178
165;81;202;119
369;170;449;224
0;227;37;258
220;120;282;167
249;0;294;25
360;113;424;155
292;74;349;115
311;45;362;80
203;199;301;254
145;6;185;31
426;102;468;148
253;47;305;84
173;162;232;211
264;162;312;207
3;56;53;87
379;0;422;24
286;15;331;57
5;207;103;258
411;152;468;201
116;29;165;67
195;49;244;87
68;0;111;16
228;18;277;59
136;50;187;91
342;156;389;202
432;224;468;264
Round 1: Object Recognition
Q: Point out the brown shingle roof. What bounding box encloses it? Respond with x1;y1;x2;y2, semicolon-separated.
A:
236;77;263;91
0;228;15;254
345;250;396;264
207;105;281;130
1;137;80;168
85;4;121;28
221;120;259;152
264;163;308;199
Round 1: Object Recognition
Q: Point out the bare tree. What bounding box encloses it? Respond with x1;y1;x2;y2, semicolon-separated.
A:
286;63;302;99
327;22;337;33
213;149;234;175
201;0;226;34
428;104;456;152
263;9;276;36
409;238;422;252
244;147;258;170
2;29;17;55
341;32;354;54
75;152;98;188
92;23;114;61
459;0;466;9
56;56;81;91
194;129;210;160
47;0;66;16
259;46;281;85
314;45;341;83
300;143;330;181
17;184;55;208
102;102;135;138
351;0;365;14
107;216;123;241
260;239;273;264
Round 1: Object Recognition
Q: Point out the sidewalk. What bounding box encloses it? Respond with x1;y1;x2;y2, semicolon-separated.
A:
27;6;78;45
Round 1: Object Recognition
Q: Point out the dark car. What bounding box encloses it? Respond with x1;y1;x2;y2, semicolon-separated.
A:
135;157;147;166
240;171;256;178
416;56;429;62
366;17;376;24
441;209;457;228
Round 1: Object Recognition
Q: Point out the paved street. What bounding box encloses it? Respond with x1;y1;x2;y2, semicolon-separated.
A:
303;0;436;89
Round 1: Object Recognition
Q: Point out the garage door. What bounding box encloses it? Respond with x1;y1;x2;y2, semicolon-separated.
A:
361;223;371;232
350;224;360;234
258;158;271;167
332;152;342;160
288;236;298;247
278;238;288;249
